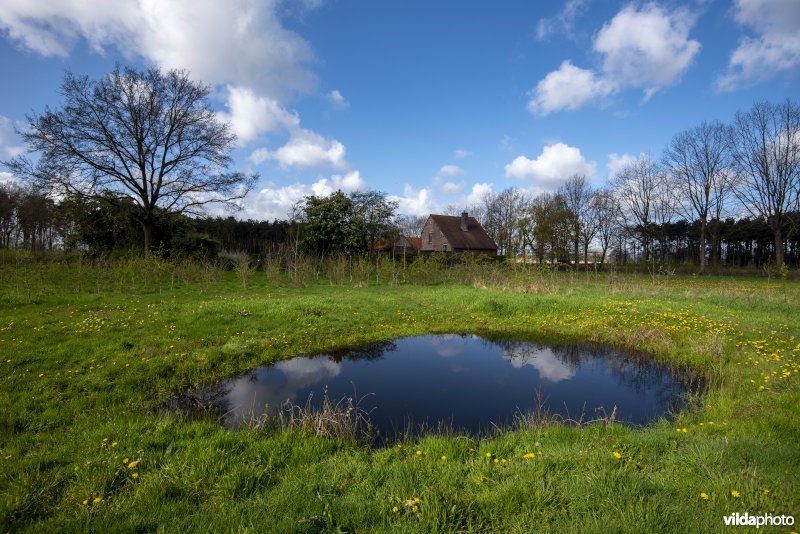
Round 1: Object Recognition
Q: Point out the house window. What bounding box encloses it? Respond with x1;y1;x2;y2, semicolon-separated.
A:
428;231;432;244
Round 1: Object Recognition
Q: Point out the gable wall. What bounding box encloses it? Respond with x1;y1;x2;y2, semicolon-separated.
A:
420;218;450;252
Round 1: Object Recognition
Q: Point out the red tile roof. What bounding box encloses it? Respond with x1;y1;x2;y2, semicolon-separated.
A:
370;235;423;252
405;237;422;251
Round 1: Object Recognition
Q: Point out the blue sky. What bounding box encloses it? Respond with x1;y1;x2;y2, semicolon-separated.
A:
1;0;798;219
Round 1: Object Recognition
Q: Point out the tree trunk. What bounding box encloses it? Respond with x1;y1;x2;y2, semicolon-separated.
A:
574;224;580;269
698;219;707;273
142;219;154;257
774;224;784;267
583;241;589;272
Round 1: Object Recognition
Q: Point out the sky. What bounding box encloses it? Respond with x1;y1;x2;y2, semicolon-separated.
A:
1;0;799;220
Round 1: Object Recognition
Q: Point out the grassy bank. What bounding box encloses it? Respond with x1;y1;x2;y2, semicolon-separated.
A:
1;261;798;532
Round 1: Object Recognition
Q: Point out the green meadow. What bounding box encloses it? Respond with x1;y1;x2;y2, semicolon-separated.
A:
1;258;798;532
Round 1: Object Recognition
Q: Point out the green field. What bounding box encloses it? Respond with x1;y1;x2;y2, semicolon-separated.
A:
1;260;798;532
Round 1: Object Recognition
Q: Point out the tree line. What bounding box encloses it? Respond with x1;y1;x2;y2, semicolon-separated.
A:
2;65;798;270
466;99;800;270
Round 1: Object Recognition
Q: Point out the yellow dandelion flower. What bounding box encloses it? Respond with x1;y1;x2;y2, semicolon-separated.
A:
82;499;89;506
127;460;139;469
613;451;622;459
412;505;418;513
111;442;118;448
415;450;422;456
441;455;447;461
700;492;709;501
501;459;507;464
392;506;399;513
131;472;139;479
485;452;492;458
731;490;740;498
523;453;535;459
493;458;499;463
92;497;102;504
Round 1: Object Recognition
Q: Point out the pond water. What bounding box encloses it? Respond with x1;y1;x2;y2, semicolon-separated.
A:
174;335;696;436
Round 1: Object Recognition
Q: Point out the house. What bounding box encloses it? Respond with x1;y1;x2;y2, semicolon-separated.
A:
420;212;497;255
370;235;422;255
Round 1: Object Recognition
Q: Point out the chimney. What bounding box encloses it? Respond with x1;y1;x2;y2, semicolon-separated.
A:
460;211;469;231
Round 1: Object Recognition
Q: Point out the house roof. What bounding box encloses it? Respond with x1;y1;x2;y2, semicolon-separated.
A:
429;214;497;251
370;235;423;251
370;237;395;251
405;237;422;251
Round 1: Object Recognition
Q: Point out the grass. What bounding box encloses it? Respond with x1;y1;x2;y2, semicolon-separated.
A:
0;258;798;532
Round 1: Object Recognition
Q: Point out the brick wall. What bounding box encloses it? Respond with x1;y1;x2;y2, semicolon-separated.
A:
420;218;450;252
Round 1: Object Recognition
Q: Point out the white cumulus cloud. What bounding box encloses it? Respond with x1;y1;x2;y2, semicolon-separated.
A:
594;3;700;101
716;0;800;91
607;152;642;179
454;149;473;159
310;170;366;196
0;0;317;98
462;182;495;206
528;3;700;114
528;61;616;116
438;164;464;177
218;86;300;144
250;129;347;170
441;181;464;194
389;185;437;217
0;0;338;182
327;89;349;108
504;142;596;186
233;170;367;220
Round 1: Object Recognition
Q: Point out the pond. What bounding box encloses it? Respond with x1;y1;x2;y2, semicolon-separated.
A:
173;335;698;437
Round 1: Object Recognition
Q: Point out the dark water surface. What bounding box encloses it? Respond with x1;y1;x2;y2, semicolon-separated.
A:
177;335;696;436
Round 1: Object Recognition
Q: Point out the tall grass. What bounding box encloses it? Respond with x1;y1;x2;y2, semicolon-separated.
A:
248;388;374;444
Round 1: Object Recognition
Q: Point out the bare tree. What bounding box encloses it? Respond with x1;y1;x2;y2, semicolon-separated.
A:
612;155;673;261
592;188;621;266
395;214;427;237
663;120;733;271
5;66;255;255
559;174;593;267
729;99;800;267
579;190;602;269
